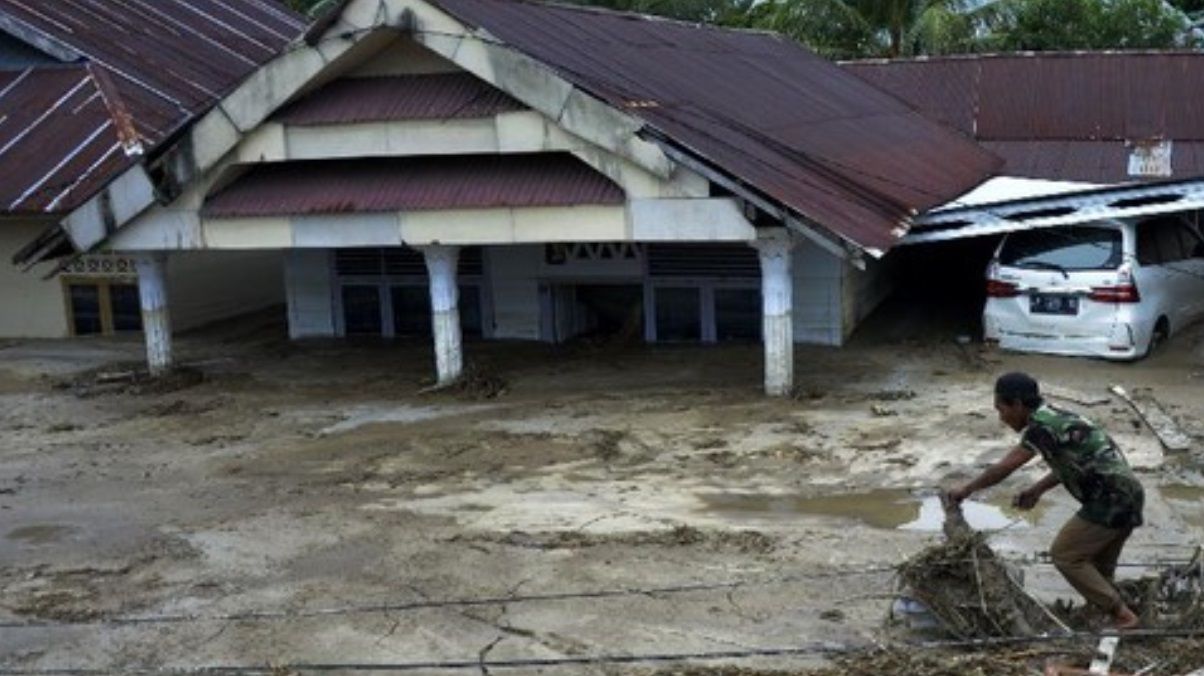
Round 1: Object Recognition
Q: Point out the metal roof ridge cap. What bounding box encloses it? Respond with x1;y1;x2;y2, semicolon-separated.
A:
86;64;144;157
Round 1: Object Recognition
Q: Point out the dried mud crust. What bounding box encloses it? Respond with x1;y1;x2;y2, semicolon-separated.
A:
450;525;777;553
1;322;1203;671
58;363;205;397
2;536;201;623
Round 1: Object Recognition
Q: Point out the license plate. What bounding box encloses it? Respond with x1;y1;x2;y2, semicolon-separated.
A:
1030;294;1079;315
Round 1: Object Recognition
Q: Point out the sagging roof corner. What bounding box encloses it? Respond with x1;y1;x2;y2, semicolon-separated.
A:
423;0;1001;254
903;176;1204;245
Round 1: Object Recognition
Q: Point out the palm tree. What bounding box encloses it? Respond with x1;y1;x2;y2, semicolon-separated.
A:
764;0;987;59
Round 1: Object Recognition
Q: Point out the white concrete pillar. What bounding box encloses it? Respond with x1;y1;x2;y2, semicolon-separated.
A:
134;252;173;376
420;245;463;385
753;231;797;397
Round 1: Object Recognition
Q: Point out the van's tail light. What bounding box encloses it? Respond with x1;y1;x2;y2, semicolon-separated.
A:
1089;283;1141;303
1090;266;1141;303
986;279;1021;298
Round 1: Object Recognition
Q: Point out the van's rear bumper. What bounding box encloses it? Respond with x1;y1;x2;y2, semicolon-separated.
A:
984;305;1141;360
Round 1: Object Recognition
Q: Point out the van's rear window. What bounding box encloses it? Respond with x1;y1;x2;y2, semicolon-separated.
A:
999;226;1123;270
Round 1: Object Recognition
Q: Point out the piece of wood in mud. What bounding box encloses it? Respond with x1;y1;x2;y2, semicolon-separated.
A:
1109;385;1192;452
1088;635;1119;675
95;371;137;384
1045;386;1112;407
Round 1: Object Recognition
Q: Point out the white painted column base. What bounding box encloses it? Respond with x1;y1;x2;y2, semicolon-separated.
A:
753;230;797;397
420;245;463;385
134;252;173;376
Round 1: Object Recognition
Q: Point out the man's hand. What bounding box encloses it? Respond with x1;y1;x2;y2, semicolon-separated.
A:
945;485;972;505
1013;488;1040;510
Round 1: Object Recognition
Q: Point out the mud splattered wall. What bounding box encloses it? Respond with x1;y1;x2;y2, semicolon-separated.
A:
842;254;895;342
792;238;845;346
0;221;68;338
167;251;285;332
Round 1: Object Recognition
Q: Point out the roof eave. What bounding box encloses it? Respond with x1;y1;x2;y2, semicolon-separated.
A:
0;12;81;62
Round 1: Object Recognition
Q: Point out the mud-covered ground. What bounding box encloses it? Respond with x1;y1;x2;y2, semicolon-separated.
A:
2;310;1203;674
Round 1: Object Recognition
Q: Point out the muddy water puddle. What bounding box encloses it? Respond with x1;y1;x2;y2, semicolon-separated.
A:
6;524;79;545
1160;484;1204;528
698;490;1042;531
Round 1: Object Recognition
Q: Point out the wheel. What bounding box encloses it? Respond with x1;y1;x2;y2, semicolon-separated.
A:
1143;316;1170;359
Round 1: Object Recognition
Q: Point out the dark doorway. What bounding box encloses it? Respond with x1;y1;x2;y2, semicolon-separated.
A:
855;236;1002;344
572;284;643;341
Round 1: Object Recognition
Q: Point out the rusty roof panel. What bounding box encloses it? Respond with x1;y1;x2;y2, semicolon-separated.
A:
841;59;979;135
981;140;1204;184
0;0;305;216
428;0;999;252
274;73;527;126
0;66;134;214
202;154;626;218
845;54;1204;183
0;0;305;117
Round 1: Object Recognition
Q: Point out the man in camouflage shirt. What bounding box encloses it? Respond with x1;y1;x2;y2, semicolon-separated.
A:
948;372;1143;629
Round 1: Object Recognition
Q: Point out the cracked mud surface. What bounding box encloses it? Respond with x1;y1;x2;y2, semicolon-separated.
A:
2;317;1203;673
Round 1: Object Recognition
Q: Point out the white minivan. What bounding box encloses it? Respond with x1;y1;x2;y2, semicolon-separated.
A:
983;214;1204;359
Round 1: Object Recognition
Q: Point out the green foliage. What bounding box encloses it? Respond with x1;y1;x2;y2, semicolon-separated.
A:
761;0;990;58
981;0;1194;51
558;0;760;24
289;0;1197;56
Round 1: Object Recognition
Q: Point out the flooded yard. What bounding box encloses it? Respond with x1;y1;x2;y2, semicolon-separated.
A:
1;317;1202;673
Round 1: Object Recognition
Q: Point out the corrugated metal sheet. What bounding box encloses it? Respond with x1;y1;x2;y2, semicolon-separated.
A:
202;153;625;217
274;73;526;125
0;0;304;115
845;53;1204;184
0;65;134;214
427;0;999;252
0;0;305;215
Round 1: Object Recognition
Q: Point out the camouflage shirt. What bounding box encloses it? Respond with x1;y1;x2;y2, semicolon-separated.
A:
1021;405;1144;530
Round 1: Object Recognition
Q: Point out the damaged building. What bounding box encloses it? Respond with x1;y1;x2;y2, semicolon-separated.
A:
5;0;998;395
8;1;1204;392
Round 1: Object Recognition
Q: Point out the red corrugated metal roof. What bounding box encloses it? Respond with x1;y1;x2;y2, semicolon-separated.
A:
0;0;305;116
0;65;134;214
202;153;625;217
0;0;305;216
426;0;999;252
274;73;526;125
844;53;1204;183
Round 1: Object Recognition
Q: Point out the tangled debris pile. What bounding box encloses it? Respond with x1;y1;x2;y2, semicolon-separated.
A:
60;363;204;397
420;363;508;400
1119;547;1204;629
897;497;1060;639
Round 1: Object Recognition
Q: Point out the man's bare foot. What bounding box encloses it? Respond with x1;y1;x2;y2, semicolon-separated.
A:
1108;605;1140;630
